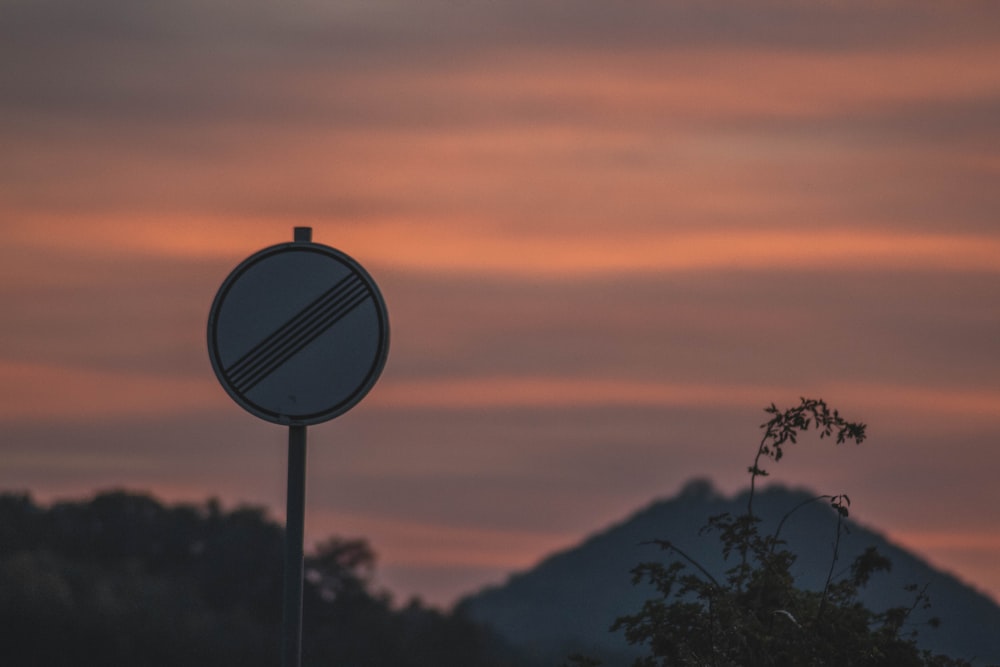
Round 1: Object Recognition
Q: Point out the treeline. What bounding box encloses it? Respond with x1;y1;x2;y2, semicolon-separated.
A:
0;490;526;667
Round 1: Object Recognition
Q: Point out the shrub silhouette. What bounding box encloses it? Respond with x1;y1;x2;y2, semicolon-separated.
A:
569;398;980;667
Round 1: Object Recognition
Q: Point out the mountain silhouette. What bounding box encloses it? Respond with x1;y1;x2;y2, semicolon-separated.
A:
458;479;1000;665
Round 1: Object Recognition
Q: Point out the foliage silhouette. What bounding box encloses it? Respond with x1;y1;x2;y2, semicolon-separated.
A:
567;398;981;667
0;490;524;667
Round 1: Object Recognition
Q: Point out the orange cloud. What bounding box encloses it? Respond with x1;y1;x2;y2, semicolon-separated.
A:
0;360;222;421
372;376;777;410
345;226;1000;277
306;507;576;569
371;375;1000;419
890;531;1000;552
11;216;1000;277
281;42;1000;125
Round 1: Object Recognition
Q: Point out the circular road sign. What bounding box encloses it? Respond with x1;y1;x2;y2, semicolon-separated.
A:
208;237;389;425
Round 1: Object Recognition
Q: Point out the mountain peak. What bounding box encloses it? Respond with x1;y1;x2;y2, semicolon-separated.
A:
677;476;720;500
459;478;1000;666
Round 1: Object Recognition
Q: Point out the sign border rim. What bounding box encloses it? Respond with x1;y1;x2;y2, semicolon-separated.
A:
207;241;390;426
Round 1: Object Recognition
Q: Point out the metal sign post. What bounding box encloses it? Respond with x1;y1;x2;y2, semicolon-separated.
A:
208;227;389;667
283;422;307;667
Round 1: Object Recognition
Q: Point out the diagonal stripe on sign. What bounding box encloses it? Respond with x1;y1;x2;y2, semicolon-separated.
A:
224;273;372;394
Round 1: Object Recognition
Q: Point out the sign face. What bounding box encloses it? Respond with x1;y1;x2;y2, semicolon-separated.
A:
208;239;389;425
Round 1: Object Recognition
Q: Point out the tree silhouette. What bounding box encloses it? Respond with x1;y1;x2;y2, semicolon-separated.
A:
0;490;524;667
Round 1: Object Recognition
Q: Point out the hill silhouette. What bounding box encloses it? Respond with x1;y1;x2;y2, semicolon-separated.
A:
458;479;1000;666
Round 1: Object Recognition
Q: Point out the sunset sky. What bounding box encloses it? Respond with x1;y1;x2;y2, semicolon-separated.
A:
2;1;999;608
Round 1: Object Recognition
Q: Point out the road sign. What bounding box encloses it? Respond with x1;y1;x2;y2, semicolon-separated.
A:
208;230;389;425
208;228;387;667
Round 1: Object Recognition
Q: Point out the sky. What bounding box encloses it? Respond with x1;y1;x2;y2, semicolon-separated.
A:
2;0;999;608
